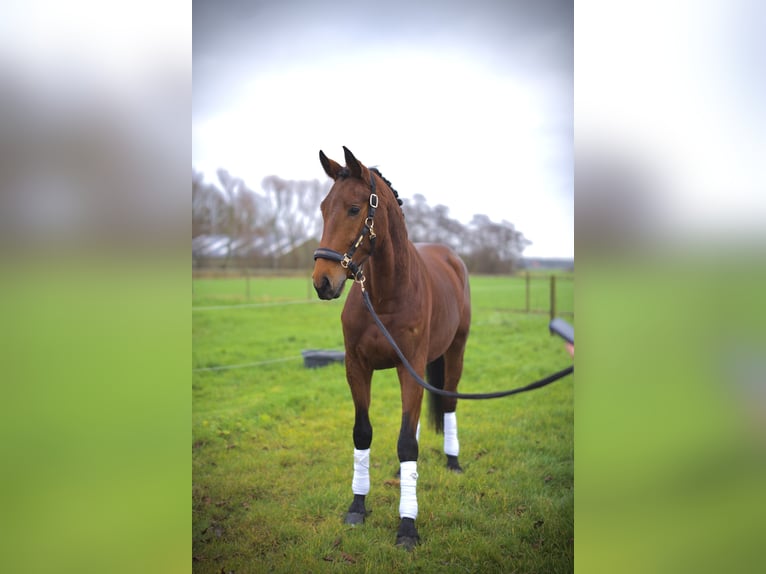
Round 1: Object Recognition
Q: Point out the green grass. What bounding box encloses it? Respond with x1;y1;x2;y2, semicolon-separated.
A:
193;275;574;573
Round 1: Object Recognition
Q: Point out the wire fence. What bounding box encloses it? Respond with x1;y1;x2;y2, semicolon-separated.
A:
514;273;574;319
192;272;572;373
192;270;573;318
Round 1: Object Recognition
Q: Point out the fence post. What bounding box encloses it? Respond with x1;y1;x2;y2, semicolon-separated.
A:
525;272;530;313
549;275;557;320
245;267;250;301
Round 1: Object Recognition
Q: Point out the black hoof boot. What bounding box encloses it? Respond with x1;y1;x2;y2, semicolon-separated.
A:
446;455;464;473
395;517;420;551
344;494;367;525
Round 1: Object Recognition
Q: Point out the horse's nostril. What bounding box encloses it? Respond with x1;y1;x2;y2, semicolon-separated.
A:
314;275;332;299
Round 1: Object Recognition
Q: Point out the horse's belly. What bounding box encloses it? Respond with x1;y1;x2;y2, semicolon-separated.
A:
426;313;461;362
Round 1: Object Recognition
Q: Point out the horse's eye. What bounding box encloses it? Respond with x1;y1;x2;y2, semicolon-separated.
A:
348;206;361;216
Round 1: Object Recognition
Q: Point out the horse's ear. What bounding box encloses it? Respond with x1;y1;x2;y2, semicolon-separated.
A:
343;146;366;180
319;150;343;180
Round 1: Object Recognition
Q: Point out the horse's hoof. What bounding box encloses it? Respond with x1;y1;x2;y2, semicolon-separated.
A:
395;517;420;550
446;455;464;473
395;535;420;551
344;512;366;525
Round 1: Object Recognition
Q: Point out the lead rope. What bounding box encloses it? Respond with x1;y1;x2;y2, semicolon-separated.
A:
357;279;573;400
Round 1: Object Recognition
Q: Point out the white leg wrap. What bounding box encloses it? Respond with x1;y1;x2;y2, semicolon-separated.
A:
444;412;459;456
399;460;419;519
416;421;421;442
352;448;370;495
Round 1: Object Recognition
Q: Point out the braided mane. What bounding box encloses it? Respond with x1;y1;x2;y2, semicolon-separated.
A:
370;167;404;208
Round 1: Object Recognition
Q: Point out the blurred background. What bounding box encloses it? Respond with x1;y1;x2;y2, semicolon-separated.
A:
576;1;766;572
0;2;189;574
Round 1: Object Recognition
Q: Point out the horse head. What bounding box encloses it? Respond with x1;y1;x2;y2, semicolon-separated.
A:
312;147;381;300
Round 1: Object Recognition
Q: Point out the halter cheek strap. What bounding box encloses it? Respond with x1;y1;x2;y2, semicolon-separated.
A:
314;172;378;282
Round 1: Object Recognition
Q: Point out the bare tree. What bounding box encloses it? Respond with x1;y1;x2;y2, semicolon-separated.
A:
404;194;462;246
193;168;531;273
192;168;226;238
464;214;531;273
402;193;530;273
261;175;328;267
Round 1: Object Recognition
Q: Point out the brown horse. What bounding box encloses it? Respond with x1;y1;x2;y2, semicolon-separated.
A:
312;147;471;549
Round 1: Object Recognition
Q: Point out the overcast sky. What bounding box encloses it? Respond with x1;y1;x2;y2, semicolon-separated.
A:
193;0;573;258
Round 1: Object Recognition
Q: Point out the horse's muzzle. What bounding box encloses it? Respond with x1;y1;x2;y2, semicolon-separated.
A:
313;270;346;300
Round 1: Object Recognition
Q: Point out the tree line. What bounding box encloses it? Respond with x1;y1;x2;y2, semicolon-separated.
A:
192;168;530;273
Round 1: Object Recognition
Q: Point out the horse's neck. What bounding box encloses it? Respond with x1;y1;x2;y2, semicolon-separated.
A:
365;216;415;305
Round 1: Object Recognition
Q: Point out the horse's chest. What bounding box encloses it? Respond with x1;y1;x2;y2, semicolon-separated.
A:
346;318;422;369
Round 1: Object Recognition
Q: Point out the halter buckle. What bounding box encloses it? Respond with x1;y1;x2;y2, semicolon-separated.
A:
340;255;351;269
369;193;379;209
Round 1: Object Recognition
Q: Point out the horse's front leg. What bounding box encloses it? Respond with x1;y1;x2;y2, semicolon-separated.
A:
395;364;424;550
345;360;372;525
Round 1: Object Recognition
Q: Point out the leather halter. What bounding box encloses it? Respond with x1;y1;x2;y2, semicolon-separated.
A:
313;172;378;282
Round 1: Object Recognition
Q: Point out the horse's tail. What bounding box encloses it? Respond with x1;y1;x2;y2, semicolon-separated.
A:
426;355;446;434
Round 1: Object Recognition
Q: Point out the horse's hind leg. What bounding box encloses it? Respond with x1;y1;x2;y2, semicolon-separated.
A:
345;363;373;525
442;338;468;472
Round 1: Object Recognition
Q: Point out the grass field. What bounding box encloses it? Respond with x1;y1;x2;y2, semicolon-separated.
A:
193;274;574;573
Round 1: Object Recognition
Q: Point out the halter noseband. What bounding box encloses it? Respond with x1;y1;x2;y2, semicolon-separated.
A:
313;172;378;283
